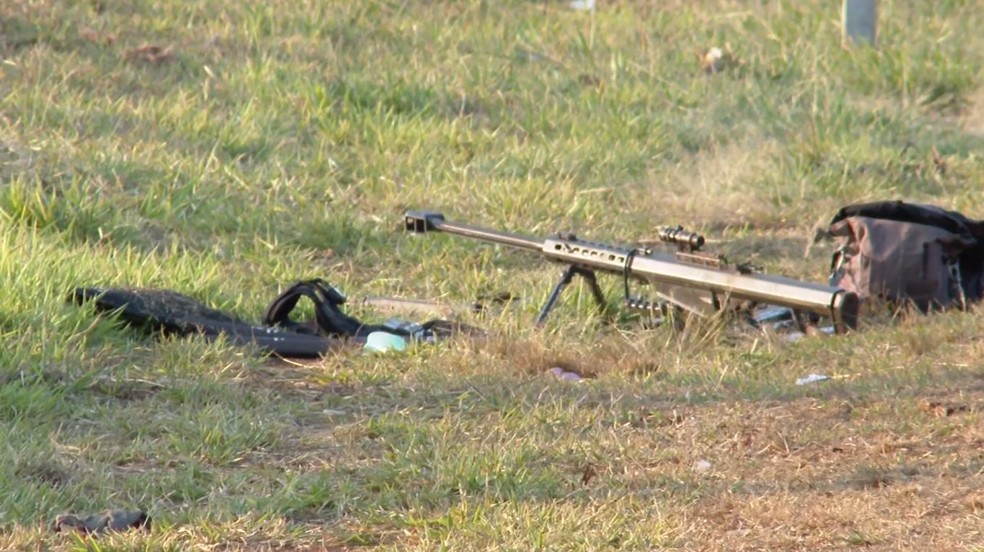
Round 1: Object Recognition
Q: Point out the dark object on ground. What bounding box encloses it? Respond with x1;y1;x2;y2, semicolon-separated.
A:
264;278;486;341
404;211;858;333
52;509;150;535
72;281;485;357
825;200;984;311
264;279;389;338
72;287;336;358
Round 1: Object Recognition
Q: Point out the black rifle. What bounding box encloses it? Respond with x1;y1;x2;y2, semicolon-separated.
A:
405;211;859;333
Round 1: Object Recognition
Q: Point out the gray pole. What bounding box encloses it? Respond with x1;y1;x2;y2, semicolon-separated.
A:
843;0;878;46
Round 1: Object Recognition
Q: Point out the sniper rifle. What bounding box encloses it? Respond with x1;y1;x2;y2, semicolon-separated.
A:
404;211;859;334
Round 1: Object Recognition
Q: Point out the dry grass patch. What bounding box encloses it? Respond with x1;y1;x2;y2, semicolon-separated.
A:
636;138;799;231
959;86;984;138
678;395;984;550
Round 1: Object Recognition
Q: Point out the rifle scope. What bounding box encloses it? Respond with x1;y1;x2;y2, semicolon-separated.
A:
657;226;705;251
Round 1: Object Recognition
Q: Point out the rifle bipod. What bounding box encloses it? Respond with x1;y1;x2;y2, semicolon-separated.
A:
535;264;688;330
535;265;608;327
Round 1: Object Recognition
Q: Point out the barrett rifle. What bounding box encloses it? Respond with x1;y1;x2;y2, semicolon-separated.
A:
405;211;859;334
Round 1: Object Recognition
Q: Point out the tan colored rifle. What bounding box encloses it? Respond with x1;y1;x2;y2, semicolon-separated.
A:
404;211;859;333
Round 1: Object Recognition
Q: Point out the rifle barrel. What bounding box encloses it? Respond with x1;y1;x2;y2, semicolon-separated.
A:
431;220;544;252
405;211;544;252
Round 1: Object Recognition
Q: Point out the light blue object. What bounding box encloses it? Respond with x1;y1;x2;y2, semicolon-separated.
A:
364;332;407;353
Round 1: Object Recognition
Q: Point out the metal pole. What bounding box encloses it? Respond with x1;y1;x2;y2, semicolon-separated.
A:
843;0;877;46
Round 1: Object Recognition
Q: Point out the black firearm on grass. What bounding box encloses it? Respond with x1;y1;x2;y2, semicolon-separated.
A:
404;211;859;334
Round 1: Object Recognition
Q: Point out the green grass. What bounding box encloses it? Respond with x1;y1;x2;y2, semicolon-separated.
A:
2;0;984;549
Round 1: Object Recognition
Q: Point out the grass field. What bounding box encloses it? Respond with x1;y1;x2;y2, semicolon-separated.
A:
2;0;984;550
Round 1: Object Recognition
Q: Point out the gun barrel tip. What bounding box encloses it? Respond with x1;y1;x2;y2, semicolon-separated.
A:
832;290;860;333
404;210;445;233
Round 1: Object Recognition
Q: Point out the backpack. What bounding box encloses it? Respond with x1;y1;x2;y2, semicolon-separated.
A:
825;201;984;312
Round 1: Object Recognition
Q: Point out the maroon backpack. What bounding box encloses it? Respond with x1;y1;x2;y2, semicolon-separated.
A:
826;201;984;311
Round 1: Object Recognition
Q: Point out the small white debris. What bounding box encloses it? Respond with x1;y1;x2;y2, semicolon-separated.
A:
569;0;596;11
547;367;584;383
796;374;831;386
701;46;738;74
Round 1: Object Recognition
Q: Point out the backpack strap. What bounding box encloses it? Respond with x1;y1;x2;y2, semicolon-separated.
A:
948;260;968;310
828;200;976;240
263;279;400;339
263;280;333;334
265;279;491;341
181;315;334;358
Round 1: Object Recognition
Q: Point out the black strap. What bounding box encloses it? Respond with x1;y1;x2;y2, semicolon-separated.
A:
263;279;407;339
828;200;980;239
263;280;333;334
180;315;334;358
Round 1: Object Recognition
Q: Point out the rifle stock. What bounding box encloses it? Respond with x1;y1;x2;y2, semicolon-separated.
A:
405;211;859;334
